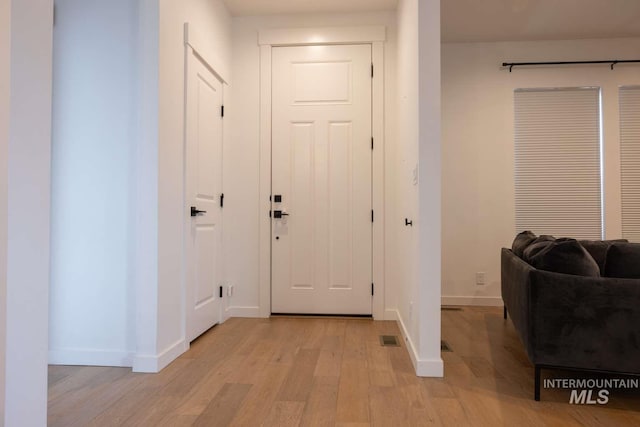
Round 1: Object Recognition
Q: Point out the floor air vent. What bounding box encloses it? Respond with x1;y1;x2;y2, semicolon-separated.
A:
441;306;463;311
441;340;452;352
379;335;400;347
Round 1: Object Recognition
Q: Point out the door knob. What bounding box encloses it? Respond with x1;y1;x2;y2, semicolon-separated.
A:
190;206;207;216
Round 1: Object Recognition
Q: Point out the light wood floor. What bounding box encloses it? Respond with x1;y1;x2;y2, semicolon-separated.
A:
48;307;640;426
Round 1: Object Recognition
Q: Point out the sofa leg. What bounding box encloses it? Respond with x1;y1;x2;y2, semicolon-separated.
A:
534;365;541;401
503;306;507;319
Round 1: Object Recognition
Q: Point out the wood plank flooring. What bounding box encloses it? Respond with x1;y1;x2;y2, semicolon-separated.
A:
48;307;640;426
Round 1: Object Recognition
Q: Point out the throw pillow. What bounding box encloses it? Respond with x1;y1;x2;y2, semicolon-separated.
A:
512;231;537;258
522;235;556;262
528;239;600;277
604;243;640;279
579;239;629;274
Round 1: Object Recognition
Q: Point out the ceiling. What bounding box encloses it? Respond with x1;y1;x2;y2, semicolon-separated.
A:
441;0;640;42
224;0;640;43
223;0;398;17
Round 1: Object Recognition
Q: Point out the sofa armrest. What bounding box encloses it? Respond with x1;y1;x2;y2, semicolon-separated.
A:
530;269;640;373
501;248;535;360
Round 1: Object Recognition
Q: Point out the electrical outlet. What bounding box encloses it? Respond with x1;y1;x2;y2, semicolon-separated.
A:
475;272;486;286
227;284;234;297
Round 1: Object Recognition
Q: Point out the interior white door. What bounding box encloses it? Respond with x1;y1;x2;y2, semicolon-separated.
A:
271;44;373;315
185;47;223;341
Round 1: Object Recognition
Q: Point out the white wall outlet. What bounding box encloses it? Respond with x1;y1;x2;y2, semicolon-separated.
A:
227;284;234;297
409;301;414;320
475;272;486;286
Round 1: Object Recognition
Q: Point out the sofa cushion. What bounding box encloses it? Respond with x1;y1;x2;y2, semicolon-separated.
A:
512;231;537;258
522;235;556;262
579;239;629;274
604;243;640;279
528;239;600;277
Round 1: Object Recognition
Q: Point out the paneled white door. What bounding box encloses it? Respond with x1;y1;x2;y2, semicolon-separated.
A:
271;44;372;315
185;47;223;341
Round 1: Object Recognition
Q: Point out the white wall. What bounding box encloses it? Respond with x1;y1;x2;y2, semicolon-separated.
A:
394;0;443;377
5;0;53;424
50;0;139;367
133;0;160;373
394;0;420;364
138;0;232;371
441;37;640;305
0;0;9;420
417;0;443;376
49;0;234;374
228;11;397;318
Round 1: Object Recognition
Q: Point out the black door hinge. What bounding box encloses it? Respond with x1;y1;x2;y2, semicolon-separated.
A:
220;193;224;208
371;63;374;78
221;105;224;117
371;283;374;296
371;137;374;150
371;210;374;223
219;286;223;298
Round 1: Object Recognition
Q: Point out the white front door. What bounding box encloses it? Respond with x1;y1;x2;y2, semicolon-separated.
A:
271;44;373;315
185;47;223;341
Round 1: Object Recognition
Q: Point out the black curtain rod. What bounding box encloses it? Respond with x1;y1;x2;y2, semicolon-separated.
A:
502;59;640;72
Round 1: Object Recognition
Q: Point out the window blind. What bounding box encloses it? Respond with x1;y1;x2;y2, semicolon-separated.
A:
620;86;640;243
514;87;602;239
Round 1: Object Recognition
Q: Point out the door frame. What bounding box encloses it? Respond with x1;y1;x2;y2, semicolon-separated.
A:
182;22;228;344
258;26;386;319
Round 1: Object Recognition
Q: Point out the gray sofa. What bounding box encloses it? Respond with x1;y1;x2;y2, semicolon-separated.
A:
501;234;640;400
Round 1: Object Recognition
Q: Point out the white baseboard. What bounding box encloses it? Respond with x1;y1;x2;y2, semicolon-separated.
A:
48;348;134;367
441;296;503;307
383;308;398;321
223;306;232;322
227;306;261;318
132;338;187;373
416;358;444;377
393;309;444;378
394;309;420;371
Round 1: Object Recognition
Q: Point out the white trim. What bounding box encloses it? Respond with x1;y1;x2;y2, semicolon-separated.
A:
416;358;445;377
132;339;187;373
441;296;503;307
227;306;261;318
49;349;134;368
259;26;385;46
394;309;444;378
371;41;385;320
394;309;419;373
183;22;229;83
383;308;398;321
258;44;272;318
258;27;387;319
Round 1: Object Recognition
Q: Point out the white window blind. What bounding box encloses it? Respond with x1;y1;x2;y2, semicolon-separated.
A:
514;87;602;239
620;86;640;243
